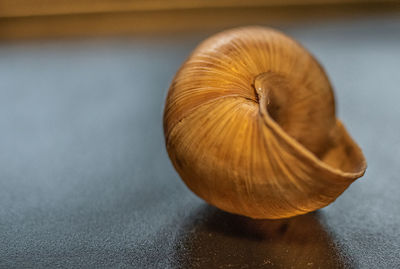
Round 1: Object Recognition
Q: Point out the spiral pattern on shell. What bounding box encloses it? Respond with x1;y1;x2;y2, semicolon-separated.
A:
163;26;366;219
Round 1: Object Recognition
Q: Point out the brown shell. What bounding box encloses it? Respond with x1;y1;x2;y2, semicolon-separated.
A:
163;26;367;219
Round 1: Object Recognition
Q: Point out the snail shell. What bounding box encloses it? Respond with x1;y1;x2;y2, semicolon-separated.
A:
163;26;367;219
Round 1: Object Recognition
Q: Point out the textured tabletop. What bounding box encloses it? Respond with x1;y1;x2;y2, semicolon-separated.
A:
0;15;399;268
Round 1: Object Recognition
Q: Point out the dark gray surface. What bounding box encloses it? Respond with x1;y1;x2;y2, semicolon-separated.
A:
0;16;400;268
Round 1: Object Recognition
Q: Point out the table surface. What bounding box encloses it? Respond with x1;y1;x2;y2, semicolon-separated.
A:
0;15;399;268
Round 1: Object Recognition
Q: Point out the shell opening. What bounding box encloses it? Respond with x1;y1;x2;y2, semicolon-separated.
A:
254;72;366;177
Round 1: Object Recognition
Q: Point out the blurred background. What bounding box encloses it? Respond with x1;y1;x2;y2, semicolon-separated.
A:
0;1;400;268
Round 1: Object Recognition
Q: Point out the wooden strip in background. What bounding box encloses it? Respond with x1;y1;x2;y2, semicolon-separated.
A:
0;4;399;40
0;0;397;18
